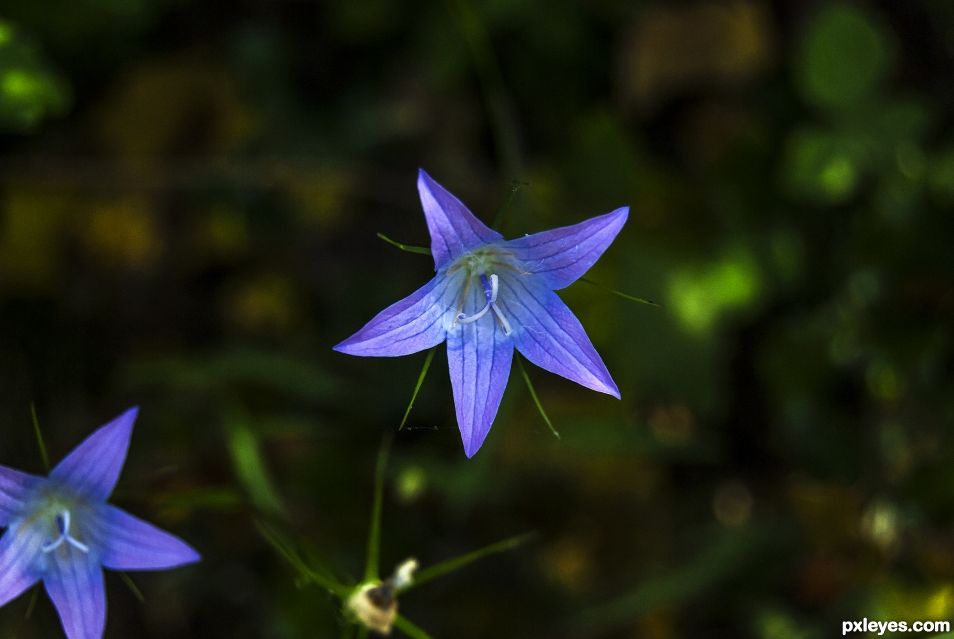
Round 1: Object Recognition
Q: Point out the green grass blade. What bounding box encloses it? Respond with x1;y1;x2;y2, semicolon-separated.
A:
256;521;349;597
516;356;559;440
399;347;436;431
226;408;286;516
491;179;529;230
376;233;431;255
578;276;660;307
406;531;536;592
365;437;391;581
29;402;50;471
394;615;435;639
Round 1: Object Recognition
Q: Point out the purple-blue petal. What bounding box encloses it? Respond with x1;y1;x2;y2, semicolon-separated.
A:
418;169;502;270
333;273;459;357
0;523;43;607
96;505;200;571
51;407;138;501
446;282;514;458
0;465;42;526
497;276;620;398
44;555;106;639
502;206;629;289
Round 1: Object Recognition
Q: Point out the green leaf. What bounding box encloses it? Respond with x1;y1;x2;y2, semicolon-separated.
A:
365;438;391;581
29;402;50;472
516;356;559;440
394;614;435;639
399;347;436;430
578;277;660;307
406;531;536;591
376;232;431;255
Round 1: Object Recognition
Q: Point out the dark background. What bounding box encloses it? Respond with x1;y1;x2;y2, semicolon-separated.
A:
1;0;953;637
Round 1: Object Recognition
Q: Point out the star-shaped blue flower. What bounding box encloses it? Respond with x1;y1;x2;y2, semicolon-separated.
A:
335;170;628;457
0;407;200;639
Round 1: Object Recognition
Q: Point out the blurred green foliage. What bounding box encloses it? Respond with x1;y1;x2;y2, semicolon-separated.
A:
1;0;953;637
0;19;69;131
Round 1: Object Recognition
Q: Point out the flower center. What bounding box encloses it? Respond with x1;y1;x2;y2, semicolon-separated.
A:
41;510;89;554
456;273;512;335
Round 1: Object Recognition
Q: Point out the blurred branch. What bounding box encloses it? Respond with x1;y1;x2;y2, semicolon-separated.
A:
445;0;523;180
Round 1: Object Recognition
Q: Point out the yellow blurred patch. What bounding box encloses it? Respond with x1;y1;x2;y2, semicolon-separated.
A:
223;274;299;334
287;168;353;229
96;55;254;160
0;190;72;289
81;200;159;268
618;1;774;112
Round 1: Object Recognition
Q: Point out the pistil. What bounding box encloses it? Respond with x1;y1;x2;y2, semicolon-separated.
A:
41;510;89;554
455;273;512;335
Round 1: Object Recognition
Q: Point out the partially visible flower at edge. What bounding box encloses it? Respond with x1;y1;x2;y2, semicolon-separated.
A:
0;407;201;639
334;169;628;457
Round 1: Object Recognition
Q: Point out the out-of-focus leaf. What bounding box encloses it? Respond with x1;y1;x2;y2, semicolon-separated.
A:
667;247;762;335
575;525;780;635
781;127;866;204
227;408;286;516
125;347;339;400
0;20;70;132
795;3;893;111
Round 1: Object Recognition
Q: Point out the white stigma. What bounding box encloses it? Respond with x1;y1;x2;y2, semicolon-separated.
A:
455;274;513;335
457;273;499;324
42;510;90;554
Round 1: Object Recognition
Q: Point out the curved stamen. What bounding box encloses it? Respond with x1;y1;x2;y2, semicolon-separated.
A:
42;510;89;554
457;274;499;324
491;303;513;335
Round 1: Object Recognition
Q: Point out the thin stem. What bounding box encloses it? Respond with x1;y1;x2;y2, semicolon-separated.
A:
119;572;145;603
376;232;431;255
399;348;437;431
578;277;660;307
24;588;38;619
364;437;391;581
516;356;559;440
393;615;435;639
406;532;536;592
256;521;350;597
29;403;50;472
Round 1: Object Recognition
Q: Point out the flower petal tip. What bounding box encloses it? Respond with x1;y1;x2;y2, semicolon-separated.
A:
595;376;622;400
